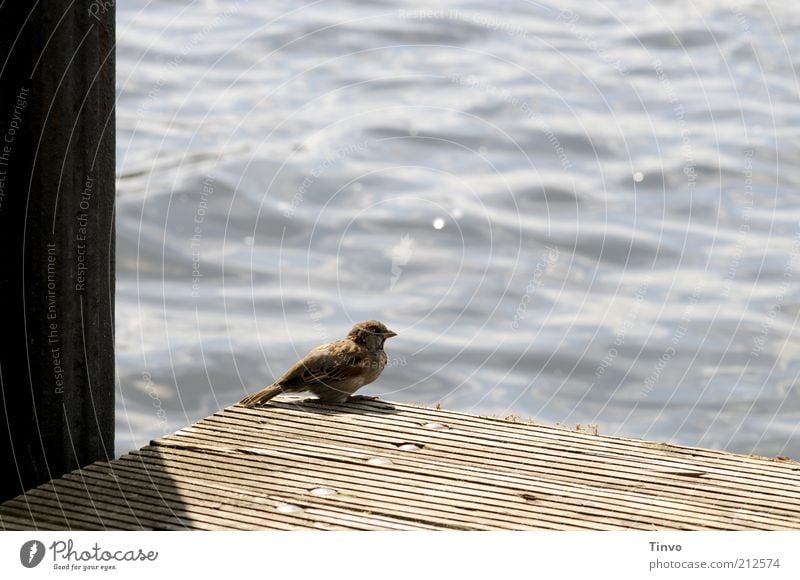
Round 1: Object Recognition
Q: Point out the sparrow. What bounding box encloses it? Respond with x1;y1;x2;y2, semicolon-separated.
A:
239;320;397;407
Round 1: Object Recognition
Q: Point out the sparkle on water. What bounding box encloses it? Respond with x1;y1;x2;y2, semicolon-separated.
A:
432;217;445;230
633;171;644;182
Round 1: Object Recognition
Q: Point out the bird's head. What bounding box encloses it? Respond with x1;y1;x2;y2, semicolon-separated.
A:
349;320;397;349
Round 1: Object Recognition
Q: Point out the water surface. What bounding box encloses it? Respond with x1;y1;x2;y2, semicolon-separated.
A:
116;0;800;458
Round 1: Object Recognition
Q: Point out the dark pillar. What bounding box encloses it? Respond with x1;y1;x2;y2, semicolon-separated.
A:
0;2;115;501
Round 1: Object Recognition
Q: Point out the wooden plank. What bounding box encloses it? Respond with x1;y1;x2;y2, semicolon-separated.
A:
148;430;795;529
187;411;800;515
109;454;532;531
242;400;800;477
72;463;437;531
223;405;800;492
126;446;724;529
146;441;789;530
1;400;798;530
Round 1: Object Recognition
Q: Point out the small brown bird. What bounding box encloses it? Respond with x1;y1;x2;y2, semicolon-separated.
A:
239;320;397;407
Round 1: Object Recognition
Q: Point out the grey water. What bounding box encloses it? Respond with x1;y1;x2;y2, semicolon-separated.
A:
116;0;800;458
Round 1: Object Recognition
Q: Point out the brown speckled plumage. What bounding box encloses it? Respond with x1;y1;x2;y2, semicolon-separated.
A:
239;320;397;406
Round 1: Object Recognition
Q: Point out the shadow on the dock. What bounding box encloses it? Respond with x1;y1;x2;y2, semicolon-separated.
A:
252;397;399;416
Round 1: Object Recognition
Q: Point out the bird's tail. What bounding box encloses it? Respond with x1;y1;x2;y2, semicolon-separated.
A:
239;384;284;407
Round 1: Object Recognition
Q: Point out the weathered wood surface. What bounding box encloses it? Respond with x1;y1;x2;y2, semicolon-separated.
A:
2;398;799;530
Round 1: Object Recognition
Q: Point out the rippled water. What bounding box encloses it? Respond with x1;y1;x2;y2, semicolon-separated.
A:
116;0;800;458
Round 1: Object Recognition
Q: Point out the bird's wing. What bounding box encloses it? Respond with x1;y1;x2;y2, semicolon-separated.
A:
276;341;367;388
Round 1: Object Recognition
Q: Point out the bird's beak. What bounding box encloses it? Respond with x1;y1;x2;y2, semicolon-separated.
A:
384;330;397;338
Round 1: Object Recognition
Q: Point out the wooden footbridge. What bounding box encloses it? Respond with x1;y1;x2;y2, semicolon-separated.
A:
2;398;799;530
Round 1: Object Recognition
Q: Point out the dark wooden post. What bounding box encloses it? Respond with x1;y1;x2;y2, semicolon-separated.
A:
0;2;115;501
